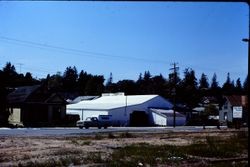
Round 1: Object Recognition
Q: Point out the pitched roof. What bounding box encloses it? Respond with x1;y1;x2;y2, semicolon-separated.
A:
150;108;186;117
67;94;172;110
7;85;66;104
225;95;248;107
70;96;99;104
7;85;41;103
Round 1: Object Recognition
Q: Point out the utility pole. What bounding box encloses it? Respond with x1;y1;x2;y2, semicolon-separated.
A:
170;63;179;128
17;63;23;74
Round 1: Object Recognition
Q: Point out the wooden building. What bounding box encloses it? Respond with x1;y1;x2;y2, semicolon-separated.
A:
7;84;67;127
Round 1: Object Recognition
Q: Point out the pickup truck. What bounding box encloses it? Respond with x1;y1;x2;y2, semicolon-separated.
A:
76;115;112;129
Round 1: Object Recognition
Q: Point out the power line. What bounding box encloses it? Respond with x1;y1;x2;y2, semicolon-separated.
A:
0;35;171;65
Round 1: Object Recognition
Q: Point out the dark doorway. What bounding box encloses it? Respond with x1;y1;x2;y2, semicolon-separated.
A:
130;111;149;127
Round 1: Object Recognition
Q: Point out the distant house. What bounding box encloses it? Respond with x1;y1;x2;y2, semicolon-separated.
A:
219;95;248;126
67;93;187;126
7;84;67;127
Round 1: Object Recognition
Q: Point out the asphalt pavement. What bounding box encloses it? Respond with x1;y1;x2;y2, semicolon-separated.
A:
0;126;228;137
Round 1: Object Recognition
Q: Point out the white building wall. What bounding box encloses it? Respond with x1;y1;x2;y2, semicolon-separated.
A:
152;112;167;126
107;97;172;126
67;109;108;121
108;104;150;126
219;102;233;123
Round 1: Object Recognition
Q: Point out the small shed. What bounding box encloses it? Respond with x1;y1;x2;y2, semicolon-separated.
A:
7;84;67;127
67;93;176;126
150;108;186;126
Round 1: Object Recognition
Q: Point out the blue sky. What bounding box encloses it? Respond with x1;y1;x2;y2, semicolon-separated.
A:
0;1;248;86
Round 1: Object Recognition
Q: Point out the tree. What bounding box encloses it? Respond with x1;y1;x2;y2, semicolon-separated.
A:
208;73;221;97
222;73;234;95
199;73;209;90
243;75;248;95
211;73;219;89
3;62;16;74
136;71;154;94
235;78;243;94
85;75;105;95
151;74;167;96
201;104;219;129
78;70;91;95
116;80;137;95
179;68;199;108
47;72;63;92
2;62;18;87
23;72;36;85
62;66;78;92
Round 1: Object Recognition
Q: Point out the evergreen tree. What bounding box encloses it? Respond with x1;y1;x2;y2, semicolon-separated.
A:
85;75;104;95
136;71;153;94
179;68;199;108
62;66;78;92
47;72;63;92
235;78;242;94
151;74;167;97
211;73;219;89
243;75;248;95
222;73;234;95
2;62;18;87
78;70;91;95
116;80;137;95
199;73;209;89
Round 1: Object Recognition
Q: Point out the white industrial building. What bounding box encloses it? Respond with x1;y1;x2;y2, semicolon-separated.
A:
66;93;186;126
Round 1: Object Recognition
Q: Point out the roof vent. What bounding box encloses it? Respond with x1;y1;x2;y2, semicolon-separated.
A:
102;92;125;96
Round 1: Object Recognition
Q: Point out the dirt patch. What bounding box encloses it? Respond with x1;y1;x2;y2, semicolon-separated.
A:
0;129;248;167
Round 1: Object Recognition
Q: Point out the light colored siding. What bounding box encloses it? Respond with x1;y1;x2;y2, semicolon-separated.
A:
152;112;167;126
8;108;22;124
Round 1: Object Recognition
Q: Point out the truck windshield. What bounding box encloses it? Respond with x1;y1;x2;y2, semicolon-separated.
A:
85;117;92;121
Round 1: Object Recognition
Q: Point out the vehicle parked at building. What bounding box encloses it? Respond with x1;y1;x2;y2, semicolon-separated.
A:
76;115;112;129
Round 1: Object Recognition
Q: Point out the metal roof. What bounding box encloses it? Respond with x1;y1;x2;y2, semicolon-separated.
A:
150;108;186;117
67;94;171;110
69;96;99;104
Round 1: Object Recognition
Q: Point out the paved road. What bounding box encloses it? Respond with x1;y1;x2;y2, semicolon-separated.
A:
0;126;229;137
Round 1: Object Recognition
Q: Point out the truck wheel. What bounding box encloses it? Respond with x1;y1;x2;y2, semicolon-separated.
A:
98;126;101;129
79;126;83;129
104;126;107;129
85;126;89;129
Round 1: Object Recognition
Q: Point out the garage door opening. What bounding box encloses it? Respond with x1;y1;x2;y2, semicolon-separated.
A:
130;111;149;127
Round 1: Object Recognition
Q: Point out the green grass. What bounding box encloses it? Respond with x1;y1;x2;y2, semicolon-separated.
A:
107;132;248;167
109;143;187;167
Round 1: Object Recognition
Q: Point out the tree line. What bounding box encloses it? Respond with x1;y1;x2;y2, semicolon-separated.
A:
0;62;248;125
